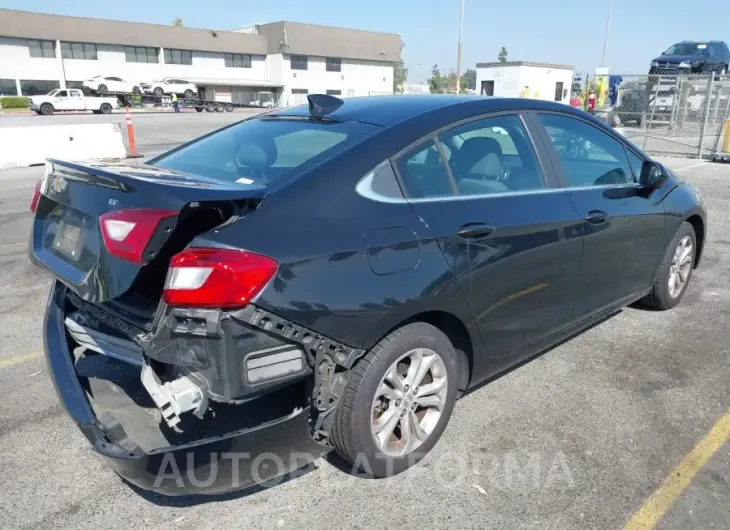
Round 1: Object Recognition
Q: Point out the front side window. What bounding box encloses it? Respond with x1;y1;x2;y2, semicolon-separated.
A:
151;117;379;189
291;55;308;70
538;113;633;187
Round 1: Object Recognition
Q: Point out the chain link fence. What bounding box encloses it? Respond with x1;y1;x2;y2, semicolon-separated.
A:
586;74;730;158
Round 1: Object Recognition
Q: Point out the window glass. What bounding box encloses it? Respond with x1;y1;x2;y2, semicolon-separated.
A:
152;117;379;189
539;114;633;187
326;58;342;72
28;40;56;58
357;163;404;201
626;149;644;183
291;55;308;70
20;80;60;96
56;90;68;97
395;140;455;198
438;114;546;195
0;79;18;96
326;89;342;96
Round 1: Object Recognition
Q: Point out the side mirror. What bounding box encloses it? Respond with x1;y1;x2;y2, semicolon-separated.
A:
639;160;666;190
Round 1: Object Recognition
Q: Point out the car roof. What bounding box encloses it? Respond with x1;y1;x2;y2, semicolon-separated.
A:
270;94;581;127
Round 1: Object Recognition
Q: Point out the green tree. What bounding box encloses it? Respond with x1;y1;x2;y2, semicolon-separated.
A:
393;42;408;93
460;68;476;91
428;64;446;93
498;46;508;63
173;17;184;27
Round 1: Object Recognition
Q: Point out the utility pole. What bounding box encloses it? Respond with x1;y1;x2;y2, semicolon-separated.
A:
456;0;464;93
600;0;613;67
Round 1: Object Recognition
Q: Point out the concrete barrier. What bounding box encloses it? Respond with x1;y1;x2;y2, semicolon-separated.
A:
0;123;127;169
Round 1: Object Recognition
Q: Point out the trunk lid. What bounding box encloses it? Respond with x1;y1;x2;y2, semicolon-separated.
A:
30;159;266;303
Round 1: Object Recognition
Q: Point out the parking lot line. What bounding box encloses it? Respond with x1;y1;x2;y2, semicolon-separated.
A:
0;351;42;368
624;408;730;530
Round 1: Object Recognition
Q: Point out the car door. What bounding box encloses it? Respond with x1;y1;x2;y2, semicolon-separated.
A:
393;112;584;357
534;112;666;317
69;89;85;110
53;90;72;110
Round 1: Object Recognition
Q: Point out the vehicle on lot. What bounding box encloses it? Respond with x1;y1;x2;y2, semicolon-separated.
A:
83;75;143;95
650;40;730;75
142;78;198;98
29;94;707;495
29;89;118;115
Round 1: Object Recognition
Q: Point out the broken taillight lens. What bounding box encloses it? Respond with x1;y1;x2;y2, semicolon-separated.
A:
99;209;177;264
162;248;278;308
30;179;43;213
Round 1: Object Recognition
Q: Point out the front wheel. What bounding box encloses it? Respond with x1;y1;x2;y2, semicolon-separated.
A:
153;87;164;97
39;103;54;116
97;84;107;94
331;322;459;477
640;222;696;310
184;89;194;99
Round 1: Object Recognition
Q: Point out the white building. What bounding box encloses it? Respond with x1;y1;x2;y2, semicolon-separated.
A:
476;61;574;105
0;9;400;107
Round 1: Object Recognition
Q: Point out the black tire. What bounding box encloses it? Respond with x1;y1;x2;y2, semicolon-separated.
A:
184;89;194;99
205;104;215;112
225;103;234;112
40;103;54;116
99;103;112;115
640;222;696;310
153;87;164;97
195;107;204;112
215;104;224;112
97;84;107;94
331;322;459;477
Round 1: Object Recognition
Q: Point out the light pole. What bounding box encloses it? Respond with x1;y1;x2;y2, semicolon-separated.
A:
456;0;464;93
600;0;613;68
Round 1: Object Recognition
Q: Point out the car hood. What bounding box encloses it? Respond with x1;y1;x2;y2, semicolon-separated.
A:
655;54;701;64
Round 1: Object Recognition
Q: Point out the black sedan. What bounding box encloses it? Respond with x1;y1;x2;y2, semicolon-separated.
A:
29;94;707;494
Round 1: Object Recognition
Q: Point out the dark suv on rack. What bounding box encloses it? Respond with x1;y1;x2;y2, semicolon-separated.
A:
650;41;730;75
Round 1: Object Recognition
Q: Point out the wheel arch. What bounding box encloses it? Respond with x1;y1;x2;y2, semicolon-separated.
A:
376;310;476;395
685;214;705;268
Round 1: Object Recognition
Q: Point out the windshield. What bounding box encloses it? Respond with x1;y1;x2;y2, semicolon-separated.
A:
665;43;707;56
151;117;380;187
46;89;59;96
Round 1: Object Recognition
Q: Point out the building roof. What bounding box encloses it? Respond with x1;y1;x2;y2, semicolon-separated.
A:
476;61;573;70
0;9;401;62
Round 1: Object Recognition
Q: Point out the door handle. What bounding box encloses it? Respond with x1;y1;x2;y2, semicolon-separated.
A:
585;210;608;225
457;223;496;240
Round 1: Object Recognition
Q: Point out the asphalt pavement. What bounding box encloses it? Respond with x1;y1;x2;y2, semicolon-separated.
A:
0;114;728;529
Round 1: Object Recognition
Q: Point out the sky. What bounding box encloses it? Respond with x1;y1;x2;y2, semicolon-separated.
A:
3;0;729;83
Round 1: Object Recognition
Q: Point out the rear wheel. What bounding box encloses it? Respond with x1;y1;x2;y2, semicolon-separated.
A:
195;107;204;112
215;104;224;112
205;103;215;112
99;103;112;115
40;103;54;116
153;87;164;97
331;322;459;477
97;84;108;94
184;89;195;99
641;222;696;310
225;103;234;112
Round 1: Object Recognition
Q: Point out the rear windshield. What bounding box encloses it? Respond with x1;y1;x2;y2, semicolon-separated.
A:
151;117;380;187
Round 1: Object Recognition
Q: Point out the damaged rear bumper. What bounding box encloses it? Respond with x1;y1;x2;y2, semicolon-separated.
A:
44;281;327;496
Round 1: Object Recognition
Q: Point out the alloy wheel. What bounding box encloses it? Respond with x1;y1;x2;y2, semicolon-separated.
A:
668;235;693;298
370;348;448;457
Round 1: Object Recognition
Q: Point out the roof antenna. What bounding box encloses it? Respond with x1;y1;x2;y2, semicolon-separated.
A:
308;94;344;118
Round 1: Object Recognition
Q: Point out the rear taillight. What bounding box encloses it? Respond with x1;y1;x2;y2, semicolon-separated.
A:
162;248;278;308
30;179;42;213
100;209;177;264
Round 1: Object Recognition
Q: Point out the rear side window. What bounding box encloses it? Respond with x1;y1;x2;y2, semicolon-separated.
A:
151;117;380;188
395;141;455;198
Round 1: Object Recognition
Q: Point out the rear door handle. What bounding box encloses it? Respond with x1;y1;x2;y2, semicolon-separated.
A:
585;210;608;225
457;223;496;240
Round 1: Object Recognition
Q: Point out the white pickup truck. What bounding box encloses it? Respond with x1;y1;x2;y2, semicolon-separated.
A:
29;89;119;116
